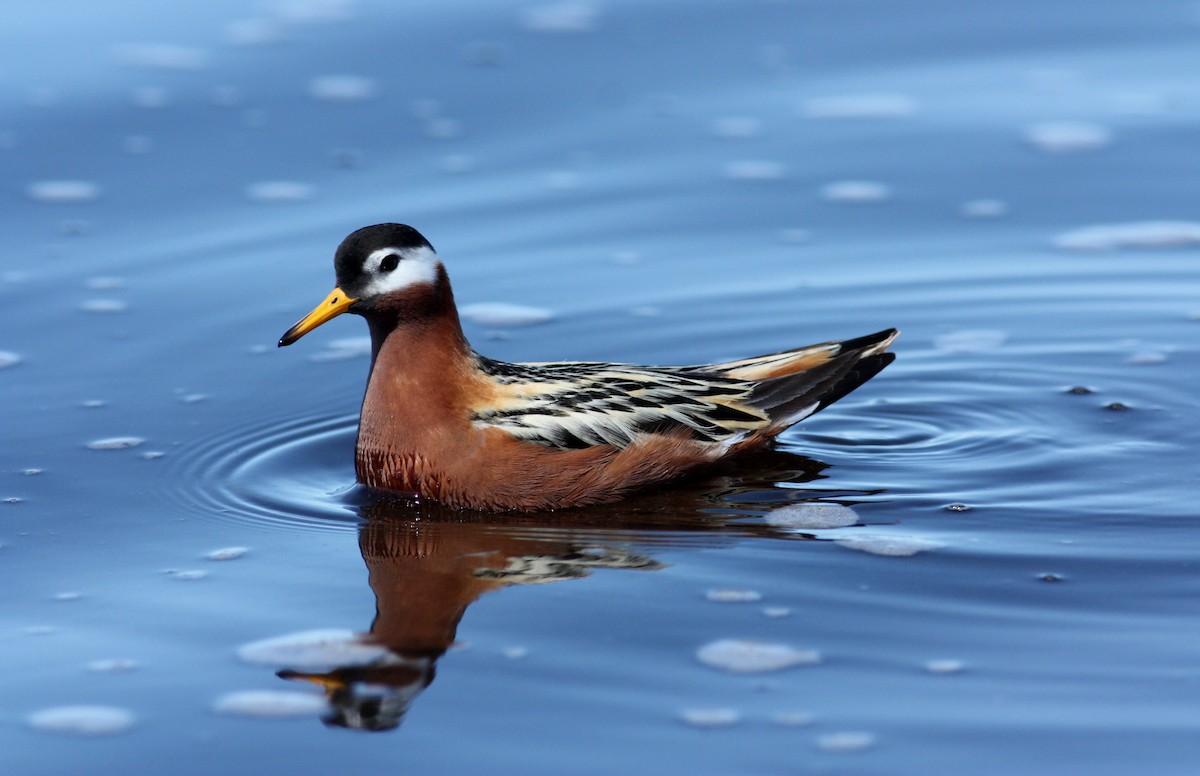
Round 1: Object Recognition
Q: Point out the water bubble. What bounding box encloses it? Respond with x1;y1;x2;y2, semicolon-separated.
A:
0;351;22;369
27;180;100;204
426;118;463;140
944;503;972;513
169;570;208;581
27;706;136;736
460;303;554;327
206;547;249;561
519;2;599;33
696;639;820;673
213;690;327;718
802;93;916;119
834;534;942;557
226;18;285;46
705;589;763;603
114;43;209;70
1053;221;1200;251
87;658;139;673
820;180;890;204
1126;352;1167;365
80;299;128;314
933;329;1008;352
237;629;388;668
87;437;145;450
122;135;153;155
767;502;859;529
961;199;1008;219
441;154;475;174
85;276;126;290
924;659;965;675
711;116;762;139
309;75;376;102
246;182;315;203
1025;121;1112;153
680;707;741;728
4;497;22;505
816;731;876;753
131;86;171;109
724;160;785;181
779;228;811;244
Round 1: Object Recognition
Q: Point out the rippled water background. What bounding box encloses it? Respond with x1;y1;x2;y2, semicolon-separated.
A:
4;1;1200;773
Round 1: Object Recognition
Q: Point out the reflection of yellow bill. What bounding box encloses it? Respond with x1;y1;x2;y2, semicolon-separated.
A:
278;287;357;346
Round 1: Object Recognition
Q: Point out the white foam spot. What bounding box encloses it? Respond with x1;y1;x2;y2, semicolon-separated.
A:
961;199;1008;219
226;18;286;46
816;731;876;752
1053;221;1200;251
724;160;785;181
762;606;792;618
123;135;153;155
773;711;815;727
131;86;170;109
80;299;128;314
460;303;554;327
441;154;476;174
114;43;209;70
87;658;139;673
821;180;891;204
426;117;463;140
237;629;388;668
925;659;965;675
309;336;372;362
1025;121;1112;153
27;180;100;204
142;451;165;461
933;329;1008;352
206;547;249;561
502;646;529;660
680;707;741;728
705;589;763;603
87;437;145;450
767;502;859;529
520;3;599;32
779;228;811;244
1127;352;1167;365
802;93;916;119
696;639;820;673
309;75;376;102
835;534;942;557
273;0;358;23
53;592;81;602
711;116;762;139
246;181;315;203
170;570;208;581
27;706;135;736
85;276;126;290
81;399;107;408
213;690;327;718
0;351;22;369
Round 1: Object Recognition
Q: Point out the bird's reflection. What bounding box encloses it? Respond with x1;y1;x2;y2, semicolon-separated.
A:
276;450;878;731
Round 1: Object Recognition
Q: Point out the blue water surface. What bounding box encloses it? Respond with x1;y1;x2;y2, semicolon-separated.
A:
3;1;1200;774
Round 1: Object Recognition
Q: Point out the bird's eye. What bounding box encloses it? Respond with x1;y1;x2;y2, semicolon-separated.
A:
379;253;400;273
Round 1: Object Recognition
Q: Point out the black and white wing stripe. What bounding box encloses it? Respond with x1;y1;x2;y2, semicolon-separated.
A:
472;358;769;451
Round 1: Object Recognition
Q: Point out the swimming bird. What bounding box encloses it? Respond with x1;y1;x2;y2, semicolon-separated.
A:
279;224;897;511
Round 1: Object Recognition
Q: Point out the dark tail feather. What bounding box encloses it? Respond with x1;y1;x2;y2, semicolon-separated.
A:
746;329;896;430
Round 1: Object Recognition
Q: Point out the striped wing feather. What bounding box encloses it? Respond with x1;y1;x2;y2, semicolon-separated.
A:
472;328;897;452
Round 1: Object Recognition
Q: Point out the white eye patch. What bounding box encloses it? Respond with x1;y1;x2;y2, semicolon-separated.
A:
360;245;441;297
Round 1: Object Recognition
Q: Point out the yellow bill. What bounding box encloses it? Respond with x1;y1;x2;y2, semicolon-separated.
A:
278;286;358;347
